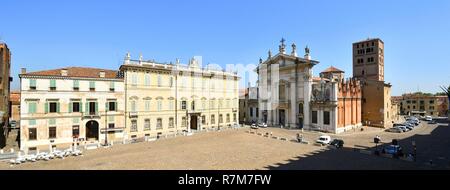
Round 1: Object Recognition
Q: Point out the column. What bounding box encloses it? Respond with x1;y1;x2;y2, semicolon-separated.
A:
303;73;312;129
290;82;297;128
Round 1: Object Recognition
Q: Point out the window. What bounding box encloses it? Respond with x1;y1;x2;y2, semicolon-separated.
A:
87;102;97;115
233;113;236;122
219;114;223;123
71;102;80;112
202;100;206;110
169;100;174;110
131;120;138;132
210;100;215;109
169;77;173;87
131;73;138;86
89;81;95;91
157;118;162;129
226;114;230;123
108;123;115;129
29;128;37;140
47;102;59;113
73;80;79;91
131;101;137;112
109;82;115;92
181;101;187;110
202;115;206;125
145;100;151;111
211;115;215;124
49;79;56;91
29;79;37;90
182;117;186;127
429;106;434;110
413;106;416;109
28;102;37;114
191;101;195;110
108;101;116;111
250;107;253;117
157;100;162;111
429;100;435;104
256;108;259;117
144;73;151;86
144;119;150;131
72;125;80;137
169;117;174;128
49;127;56;139
157;75;162;87
312;111;318;124
324;111;330;125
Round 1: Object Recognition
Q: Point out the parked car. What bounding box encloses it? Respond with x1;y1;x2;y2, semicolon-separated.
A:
428;120;437;124
250;123;258;129
382;145;403;156
386;128;403;133
425;116;432;121
329;139;344;148
316;135;331;145
258;122;268;128
394;126;408;132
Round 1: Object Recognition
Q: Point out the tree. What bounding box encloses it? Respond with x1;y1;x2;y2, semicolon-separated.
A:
440;85;450;121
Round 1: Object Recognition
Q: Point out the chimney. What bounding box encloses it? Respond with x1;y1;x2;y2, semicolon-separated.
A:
61;69;68;76
21;68;26;74
99;70;105;78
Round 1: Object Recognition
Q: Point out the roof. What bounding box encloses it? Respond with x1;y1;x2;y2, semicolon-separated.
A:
321;66;344;73
353;38;384;44
20;67;121;79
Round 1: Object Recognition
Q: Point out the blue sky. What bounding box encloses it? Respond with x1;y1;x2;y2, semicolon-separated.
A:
1;0;449;95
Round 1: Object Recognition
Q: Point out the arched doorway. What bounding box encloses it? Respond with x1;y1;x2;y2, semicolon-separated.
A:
86;120;99;141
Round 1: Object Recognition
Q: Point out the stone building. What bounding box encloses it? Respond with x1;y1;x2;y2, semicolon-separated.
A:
239;85;258;124
1;43;12;147
19;67;125;151
257;39;319;129
119;54;239;140
353;38;394;128
10;91;20;122
310;66;362;133
395;93;448;117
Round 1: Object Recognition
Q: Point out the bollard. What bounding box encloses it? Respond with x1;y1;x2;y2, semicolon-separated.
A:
0;149;3;154
110;141;114;146
10;148;14;153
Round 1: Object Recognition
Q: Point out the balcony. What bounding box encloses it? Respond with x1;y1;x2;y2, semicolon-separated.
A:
100;127;125;133
129;111;138;118
82;112;100;119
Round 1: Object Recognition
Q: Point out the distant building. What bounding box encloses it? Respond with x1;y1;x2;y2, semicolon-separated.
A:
1;43;12;147
310;66;362;133
10;91;20;121
19;67;125;151
353;38;394;128
239;85;258;124
395;93;448;117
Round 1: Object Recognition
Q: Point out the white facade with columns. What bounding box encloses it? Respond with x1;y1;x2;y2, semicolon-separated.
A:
257;39;319;129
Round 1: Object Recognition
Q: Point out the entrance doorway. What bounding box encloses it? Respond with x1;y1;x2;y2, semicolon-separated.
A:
86;120;99;141
279;109;285;126
299;117;304;129
190;115;198;130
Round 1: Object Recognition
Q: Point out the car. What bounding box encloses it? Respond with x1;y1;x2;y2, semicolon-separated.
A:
425;116;432;121
233;123;240;128
428;120;437;124
329;139;344;148
394;126;408;132
258;122;268;128
386;128;403;133
250;123;258;129
316;135;331;145
382;145;403;156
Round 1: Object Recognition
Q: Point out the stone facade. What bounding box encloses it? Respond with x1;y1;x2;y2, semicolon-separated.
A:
395;94;448;117
1;43;11;134
119;55;239;140
10;91;20;121
239;86;258;124
19;67;125;151
257;39;319;129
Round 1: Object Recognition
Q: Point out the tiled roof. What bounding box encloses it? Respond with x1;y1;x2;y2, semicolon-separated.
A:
21;67;121;79
321;66;344;73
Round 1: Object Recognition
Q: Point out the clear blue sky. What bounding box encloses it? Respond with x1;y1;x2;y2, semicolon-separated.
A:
1;0;449;95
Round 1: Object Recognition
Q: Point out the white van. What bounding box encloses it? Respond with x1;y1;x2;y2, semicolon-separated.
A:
316;135;331;145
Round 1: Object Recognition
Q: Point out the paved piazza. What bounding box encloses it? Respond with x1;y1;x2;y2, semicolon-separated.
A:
1;121;449;170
